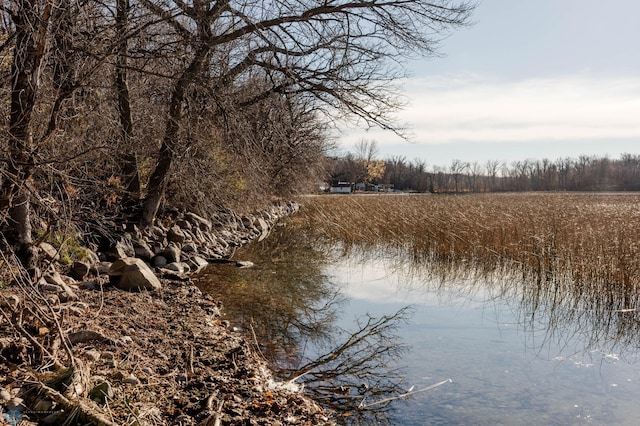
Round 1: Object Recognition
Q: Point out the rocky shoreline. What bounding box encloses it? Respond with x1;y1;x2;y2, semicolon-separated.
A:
0;201;335;425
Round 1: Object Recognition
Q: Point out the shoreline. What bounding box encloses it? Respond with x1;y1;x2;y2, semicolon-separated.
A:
0;201;335;425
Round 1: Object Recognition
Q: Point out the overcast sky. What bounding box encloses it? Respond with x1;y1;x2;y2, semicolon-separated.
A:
339;0;640;168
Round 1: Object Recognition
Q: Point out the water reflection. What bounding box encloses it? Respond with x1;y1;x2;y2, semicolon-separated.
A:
197;218;640;424
196;223;341;367
339;242;640;360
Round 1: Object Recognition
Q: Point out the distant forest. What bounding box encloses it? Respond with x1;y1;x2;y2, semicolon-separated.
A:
328;151;640;193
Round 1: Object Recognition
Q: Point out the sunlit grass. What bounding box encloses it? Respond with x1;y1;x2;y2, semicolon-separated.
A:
295;193;640;293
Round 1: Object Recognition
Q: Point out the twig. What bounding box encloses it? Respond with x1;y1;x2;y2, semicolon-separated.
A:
248;321;267;361
189;343;195;374
214;399;224;426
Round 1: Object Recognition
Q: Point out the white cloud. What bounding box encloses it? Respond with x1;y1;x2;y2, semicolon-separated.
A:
341;74;640;147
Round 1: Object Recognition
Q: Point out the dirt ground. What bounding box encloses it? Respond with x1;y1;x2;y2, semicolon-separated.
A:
0;276;335;425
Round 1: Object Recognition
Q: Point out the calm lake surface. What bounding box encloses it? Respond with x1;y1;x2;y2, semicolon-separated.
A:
197;213;640;425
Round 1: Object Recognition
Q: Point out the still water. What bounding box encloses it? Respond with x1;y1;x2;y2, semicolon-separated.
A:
333;258;640;425
197;227;640;425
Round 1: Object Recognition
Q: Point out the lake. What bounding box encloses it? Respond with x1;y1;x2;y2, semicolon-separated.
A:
197;194;640;425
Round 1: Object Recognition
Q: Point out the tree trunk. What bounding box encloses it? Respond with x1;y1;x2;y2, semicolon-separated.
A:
0;1;50;271
140;46;209;227
115;0;141;202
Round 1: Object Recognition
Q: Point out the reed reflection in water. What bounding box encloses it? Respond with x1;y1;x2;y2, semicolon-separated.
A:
298;193;640;424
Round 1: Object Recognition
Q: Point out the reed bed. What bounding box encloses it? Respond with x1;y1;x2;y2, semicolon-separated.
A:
295;193;640;297
291;192;640;354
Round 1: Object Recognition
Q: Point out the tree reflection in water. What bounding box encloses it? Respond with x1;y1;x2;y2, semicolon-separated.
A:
196;223;411;423
196;223;341;367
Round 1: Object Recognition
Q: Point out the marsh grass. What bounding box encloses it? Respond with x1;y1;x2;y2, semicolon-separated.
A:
297;193;640;284
294;193;640;348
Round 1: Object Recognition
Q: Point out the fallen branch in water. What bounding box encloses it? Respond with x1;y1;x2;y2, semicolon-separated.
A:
359;378;453;409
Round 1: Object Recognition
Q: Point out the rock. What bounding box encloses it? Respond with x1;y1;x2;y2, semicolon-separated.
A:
85;349;101;361
152;255;168;267
39;242;60;261
33;398;54;412
119;335;133;345
187;256;208;273
108;257;161;292
241;215;254;228
182;242;197;253
123;374;140;385
69;261;91;280
147;225;165;238
167;225;186;243
134;240;155;260
0;294;20;311
80;280;99;290
44;270;66;287
185;212;212;232
0;388;10;402
95;261;112;275
176;219;192;231
165;262;185;274
6;396;24;411
44;272;79;301
163;244;181;263
89;381;114;404
235;260;254;269
254;217;270;241
107;237;135;260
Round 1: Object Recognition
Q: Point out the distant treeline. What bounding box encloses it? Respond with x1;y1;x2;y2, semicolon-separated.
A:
328;153;640;193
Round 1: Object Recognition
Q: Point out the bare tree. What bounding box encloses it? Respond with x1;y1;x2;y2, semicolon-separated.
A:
137;0;475;225
449;158;469;193
0;0;53;270
115;0;141;201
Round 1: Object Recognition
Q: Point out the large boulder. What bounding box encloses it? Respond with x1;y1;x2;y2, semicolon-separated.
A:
108;257;161;292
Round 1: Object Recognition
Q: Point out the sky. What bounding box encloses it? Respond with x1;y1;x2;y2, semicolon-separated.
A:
338;0;640;168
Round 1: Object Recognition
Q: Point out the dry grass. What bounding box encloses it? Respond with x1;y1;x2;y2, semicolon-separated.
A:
295;193;640;292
